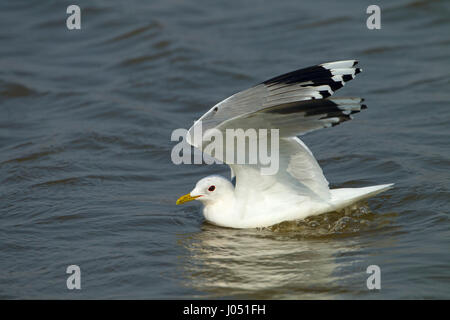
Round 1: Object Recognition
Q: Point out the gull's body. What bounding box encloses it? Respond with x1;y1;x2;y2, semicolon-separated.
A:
176;60;393;228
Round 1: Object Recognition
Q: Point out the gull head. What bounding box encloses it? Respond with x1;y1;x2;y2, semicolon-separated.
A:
176;175;234;205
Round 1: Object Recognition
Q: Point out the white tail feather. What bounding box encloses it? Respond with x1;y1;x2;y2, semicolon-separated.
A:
330;183;394;210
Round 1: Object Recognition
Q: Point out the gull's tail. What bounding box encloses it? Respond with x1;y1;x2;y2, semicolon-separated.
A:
329;184;394;210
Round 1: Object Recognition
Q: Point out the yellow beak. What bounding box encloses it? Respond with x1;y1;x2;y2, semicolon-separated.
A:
176;193;201;205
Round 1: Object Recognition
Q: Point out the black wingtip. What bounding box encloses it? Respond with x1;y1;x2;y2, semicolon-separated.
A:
342;74;353;82
319;90;331;98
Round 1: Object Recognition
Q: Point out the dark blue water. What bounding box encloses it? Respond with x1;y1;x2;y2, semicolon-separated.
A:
0;0;449;299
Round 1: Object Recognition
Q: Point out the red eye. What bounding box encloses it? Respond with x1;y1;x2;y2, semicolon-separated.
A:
208;185;215;192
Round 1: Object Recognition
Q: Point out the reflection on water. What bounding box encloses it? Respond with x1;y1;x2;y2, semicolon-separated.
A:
178;203;398;299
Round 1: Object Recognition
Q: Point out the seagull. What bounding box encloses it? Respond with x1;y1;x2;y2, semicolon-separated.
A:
176;60;393;228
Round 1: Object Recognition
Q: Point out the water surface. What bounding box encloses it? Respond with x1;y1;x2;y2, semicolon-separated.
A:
0;0;449;299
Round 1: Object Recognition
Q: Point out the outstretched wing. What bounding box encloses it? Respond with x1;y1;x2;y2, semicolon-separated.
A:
186;60;365;201
187;59;361;141
229;137;332;201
